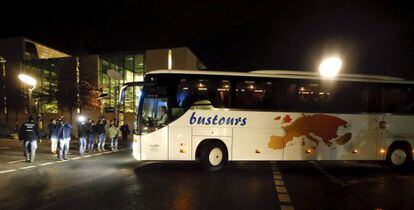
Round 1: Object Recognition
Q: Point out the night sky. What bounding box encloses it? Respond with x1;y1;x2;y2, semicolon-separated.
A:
1;1;413;77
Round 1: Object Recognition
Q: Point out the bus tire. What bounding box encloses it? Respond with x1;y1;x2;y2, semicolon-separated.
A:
200;141;228;171
386;143;412;169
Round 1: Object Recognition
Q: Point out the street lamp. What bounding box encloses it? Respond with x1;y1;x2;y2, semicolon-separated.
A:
0;56;7;124
319;56;342;79
18;74;37;115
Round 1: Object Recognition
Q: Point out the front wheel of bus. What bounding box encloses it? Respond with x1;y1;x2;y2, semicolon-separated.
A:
387;145;412;169
200;142;228;171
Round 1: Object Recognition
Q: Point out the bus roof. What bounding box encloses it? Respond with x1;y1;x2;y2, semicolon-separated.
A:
146;69;414;84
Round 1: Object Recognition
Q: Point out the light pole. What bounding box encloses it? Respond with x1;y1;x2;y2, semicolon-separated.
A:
0;56;7;124
18;74;37;115
319;56;342;79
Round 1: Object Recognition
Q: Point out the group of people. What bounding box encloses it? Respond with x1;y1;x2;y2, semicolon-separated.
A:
18;115;130;163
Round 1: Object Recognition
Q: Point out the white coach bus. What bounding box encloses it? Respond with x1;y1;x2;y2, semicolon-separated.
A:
120;70;414;171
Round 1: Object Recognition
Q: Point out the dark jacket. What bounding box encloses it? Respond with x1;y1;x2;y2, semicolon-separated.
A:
96;120;106;135
58;122;72;139
120;124;130;135
19;121;40;141
78;122;88;138
49;124;59;139
87;123;96;136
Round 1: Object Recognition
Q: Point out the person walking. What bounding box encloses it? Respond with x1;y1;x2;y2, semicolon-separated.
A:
18;116;41;162
120;123;130;147
108;121;119;151
96;117;107;151
57;117;72;160
48;119;59;155
77;117;88;156
87;119;96;152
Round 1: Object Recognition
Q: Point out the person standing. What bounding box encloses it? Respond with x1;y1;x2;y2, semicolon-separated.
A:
18;116;41;162
119;123;130;146
87;119;96;152
96;117;107;151
77;118;88;156
57;117;72;160
48;119;59;155
108;121;119;151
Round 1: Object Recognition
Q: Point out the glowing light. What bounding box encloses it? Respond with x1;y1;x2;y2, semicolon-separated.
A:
352;149;358;154
18;74;37;87
77;115;86;122
319;57;342;78
305;149;312;154
380;149;386;154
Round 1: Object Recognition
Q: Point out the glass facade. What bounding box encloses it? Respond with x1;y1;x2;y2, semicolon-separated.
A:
22;59;61;114
99;53;144;113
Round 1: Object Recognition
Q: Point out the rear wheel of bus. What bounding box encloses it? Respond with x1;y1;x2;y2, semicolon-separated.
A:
386;142;412;169
200;141;228;171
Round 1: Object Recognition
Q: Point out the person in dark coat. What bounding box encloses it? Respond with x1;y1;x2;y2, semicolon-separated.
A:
77;117;88;156
19;116;41;162
57;117;72;160
96;117;107;151
119;123;130;146
48;119;59;155
87;119;96;152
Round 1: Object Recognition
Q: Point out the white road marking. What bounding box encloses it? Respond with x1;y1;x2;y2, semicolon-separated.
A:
39;162;56;166
278;193;292;203
8;159;26;164
271;162;294;210
0;147;10;150
280;205;295;210
94;153;103;156
71;157;81;160
20;166;36;170
83;155;92;158
0;169;16;174
276;186;288;193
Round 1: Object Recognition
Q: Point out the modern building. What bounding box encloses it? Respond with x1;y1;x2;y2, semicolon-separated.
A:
0;37;205;134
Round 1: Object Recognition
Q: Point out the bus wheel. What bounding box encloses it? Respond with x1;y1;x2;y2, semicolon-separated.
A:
200;141;228;171
387;144;412;169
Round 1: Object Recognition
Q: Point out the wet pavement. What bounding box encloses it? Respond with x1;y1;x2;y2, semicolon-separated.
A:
1;139;414;210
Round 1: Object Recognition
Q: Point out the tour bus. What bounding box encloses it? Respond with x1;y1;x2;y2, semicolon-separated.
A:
120;70;414;171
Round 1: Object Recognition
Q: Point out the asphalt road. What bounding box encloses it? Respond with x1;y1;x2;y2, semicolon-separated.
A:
1;139;414;210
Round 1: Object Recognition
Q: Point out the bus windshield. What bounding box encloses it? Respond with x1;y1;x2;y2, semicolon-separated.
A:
140;85;168;134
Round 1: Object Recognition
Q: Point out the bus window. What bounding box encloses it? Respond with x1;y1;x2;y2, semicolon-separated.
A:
360;84;380;113
232;79;270;109
140;86;168;133
173;77;231;119
405;87;414;113
381;86;405;113
296;81;332;112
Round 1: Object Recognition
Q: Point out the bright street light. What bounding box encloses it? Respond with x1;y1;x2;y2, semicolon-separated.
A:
18;74;37;89
319;57;342;79
18;74;37;115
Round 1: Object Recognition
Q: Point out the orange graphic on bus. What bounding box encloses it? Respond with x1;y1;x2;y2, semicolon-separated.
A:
268;114;352;150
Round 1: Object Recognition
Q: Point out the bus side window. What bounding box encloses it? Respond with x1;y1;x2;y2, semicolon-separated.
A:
360;85;380;113
232;79;268;109
405;87;414;113
381;86;404;113
173;77;231;120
